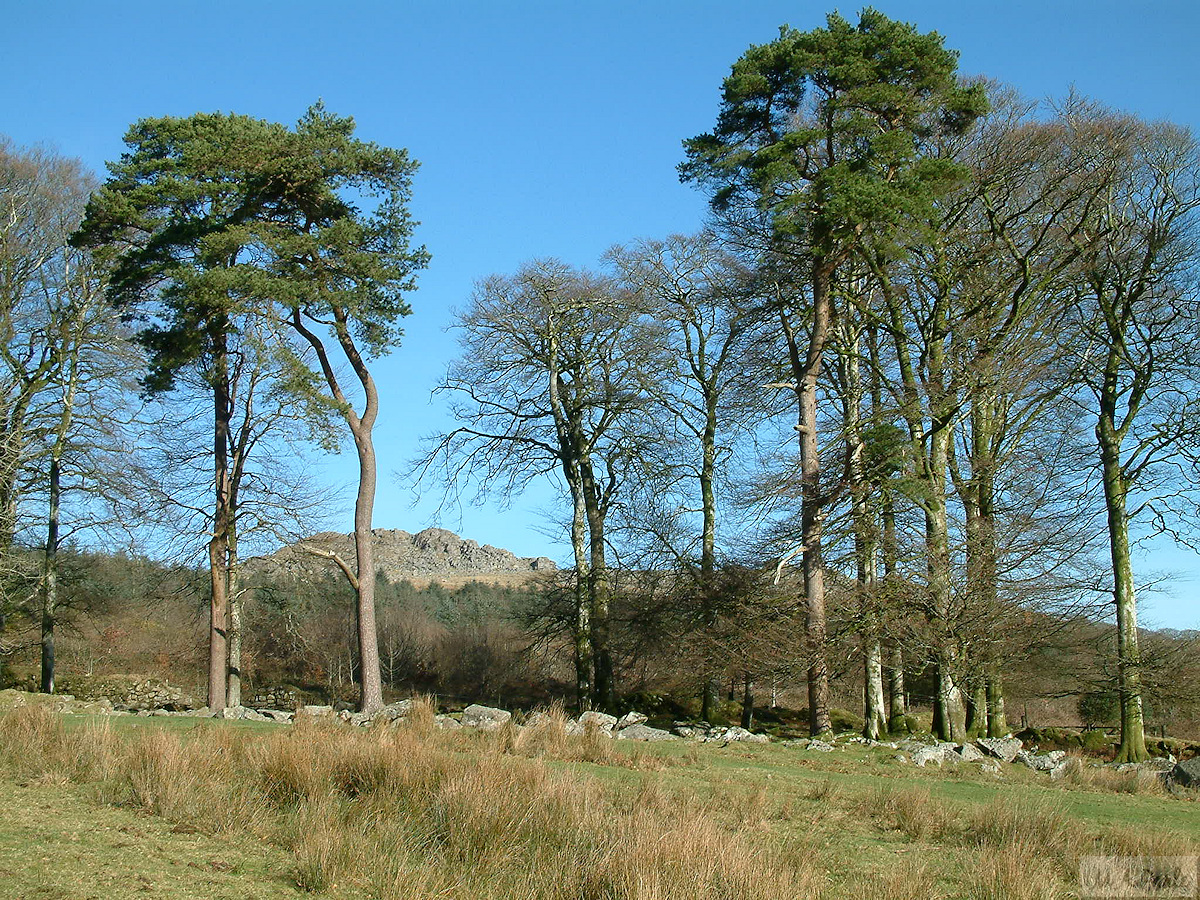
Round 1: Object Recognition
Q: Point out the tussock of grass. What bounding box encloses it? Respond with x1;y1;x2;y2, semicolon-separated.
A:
1062;757;1166;795
0;704;807;898
3;704;1197;900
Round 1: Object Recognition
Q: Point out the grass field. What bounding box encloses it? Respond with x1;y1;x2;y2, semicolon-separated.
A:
0;698;1196;899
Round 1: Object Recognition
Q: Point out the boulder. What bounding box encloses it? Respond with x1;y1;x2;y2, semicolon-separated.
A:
373;699;416;723
435;715;462;731
672;723;705;738
212;705;269;721
578;711;618;733
786;738;835;752
462;704;512;730
523;711;554;728
912;746;949;767
976;736;1023;763
258;709;294;723
955;743;986;763
615;724;676;742
616;711;648;730
1018;750;1067;772
299;705;333;717
1167;756;1200;789
722;726;770;744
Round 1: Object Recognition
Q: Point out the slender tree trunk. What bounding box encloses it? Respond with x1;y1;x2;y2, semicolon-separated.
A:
583;461;615;713
864;639;887;740
351;424;384;714
887;644;907;733
226;520;242;709
1099;422;1148;763
986;669;1007;737
569;484;593;712
784;261;835;738
699;400;720;723
740;670;754;730
40;456;61;694
207;332;232;712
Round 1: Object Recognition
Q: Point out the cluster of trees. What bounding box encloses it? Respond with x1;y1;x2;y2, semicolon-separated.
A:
3;10;1198;765
423;11;1200;762
1;106;428;714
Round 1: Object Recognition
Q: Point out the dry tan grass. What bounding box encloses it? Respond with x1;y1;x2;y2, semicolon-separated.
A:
0;706;808;897
1062;756;1166;795
1;704;1194;900
864;785;953;841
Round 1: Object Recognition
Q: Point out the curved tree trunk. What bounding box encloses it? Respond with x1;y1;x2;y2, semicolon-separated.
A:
351;427;383;714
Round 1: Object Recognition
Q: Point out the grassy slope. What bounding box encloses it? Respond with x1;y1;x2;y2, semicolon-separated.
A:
1;708;1196;899
0;779;308;900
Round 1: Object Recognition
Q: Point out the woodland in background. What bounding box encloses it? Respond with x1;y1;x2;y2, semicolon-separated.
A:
3;10;1200;764
1;549;1198;744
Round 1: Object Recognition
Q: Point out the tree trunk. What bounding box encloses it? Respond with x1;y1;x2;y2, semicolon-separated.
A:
933;655;967;741
1100;424;1148;763
583;460;615;713
569;484;593;712
40;456;61;695
965;682;988;736
887;644;907;733
986;670;1007;737
784;261;835;738
740;671;754;730
226;519;242;709
699;396;720;724
207;331;232;712
864;639;887;740
351;423;384;714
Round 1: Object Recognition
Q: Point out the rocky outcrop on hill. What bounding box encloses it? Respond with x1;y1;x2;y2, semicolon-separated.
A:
252;527;556;582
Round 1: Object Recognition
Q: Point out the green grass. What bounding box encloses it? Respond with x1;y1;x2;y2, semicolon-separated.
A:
0;779;307;899
0;702;1196;899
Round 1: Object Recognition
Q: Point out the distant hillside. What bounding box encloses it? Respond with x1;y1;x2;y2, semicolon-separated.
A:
250;527;557;586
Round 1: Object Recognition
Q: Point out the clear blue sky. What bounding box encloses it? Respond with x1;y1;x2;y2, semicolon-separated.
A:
2;1;1197;627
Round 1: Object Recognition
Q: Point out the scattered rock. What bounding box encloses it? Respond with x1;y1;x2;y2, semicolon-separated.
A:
1167;756;1200;789
373;699;416;723
955;743;986;763
435;715;462;731
212;706;270;721
785;738;835;752
721;726;770;744
462;704;512;730
1018;750;1067;772
523;711;554;728
616;711;648;730
299;705;333;717
976;736;1023;763
912;745;951;767
578;711;618;733
615;723;676;742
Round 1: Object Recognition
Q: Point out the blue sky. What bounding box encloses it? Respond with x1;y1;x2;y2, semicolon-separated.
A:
2;1;1197;627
